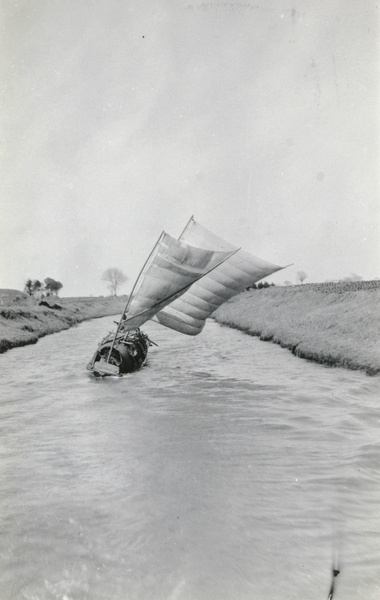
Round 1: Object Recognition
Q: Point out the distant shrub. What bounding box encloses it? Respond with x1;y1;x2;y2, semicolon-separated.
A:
246;281;275;291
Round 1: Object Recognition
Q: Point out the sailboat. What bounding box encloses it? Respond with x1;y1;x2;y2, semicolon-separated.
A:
86;217;284;376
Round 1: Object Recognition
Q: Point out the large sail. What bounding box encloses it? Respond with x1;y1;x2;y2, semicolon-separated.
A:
155;217;284;335
120;231;236;331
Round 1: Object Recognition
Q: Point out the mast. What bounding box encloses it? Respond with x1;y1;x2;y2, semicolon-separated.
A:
106;231;165;362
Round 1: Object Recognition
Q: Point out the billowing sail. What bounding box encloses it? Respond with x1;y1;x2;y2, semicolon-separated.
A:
121;231;236;331
155;218;284;335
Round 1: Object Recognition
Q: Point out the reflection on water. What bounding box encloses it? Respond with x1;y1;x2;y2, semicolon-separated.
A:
0;317;379;599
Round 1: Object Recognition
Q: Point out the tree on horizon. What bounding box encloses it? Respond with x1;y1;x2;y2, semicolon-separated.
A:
102;267;128;296
24;279;34;296
44;277;63;296
24;279;43;296
297;270;308;284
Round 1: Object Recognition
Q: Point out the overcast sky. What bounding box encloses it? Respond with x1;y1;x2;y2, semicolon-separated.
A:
1;0;378;296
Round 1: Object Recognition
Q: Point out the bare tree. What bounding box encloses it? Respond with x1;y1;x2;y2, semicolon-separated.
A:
297;270;307;284
102;268;128;296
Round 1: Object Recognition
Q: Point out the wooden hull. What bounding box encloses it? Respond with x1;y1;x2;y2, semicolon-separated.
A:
87;329;150;376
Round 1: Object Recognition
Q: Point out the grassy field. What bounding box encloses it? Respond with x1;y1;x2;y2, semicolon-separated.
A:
213;281;380;376
0;290;127;354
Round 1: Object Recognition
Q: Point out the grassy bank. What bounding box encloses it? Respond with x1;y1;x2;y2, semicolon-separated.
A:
213;281;380;376
0;290;128;354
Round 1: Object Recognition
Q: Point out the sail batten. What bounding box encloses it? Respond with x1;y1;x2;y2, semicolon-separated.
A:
155;218;285;335
120;231;237;332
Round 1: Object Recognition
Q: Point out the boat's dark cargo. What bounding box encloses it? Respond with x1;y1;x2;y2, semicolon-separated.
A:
86;329;151;376
87;217;286;376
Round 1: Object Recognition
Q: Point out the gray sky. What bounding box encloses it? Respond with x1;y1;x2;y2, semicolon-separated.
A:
1;0;379;296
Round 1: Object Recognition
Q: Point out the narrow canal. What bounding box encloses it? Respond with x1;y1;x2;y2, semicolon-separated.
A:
0;316;379;599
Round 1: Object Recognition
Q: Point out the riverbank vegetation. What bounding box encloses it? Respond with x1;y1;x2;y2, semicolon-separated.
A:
213;281;380;376
24;277;63;297
0;290;127;353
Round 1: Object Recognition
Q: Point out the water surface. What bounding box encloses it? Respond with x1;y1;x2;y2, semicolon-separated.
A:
0;317;379;599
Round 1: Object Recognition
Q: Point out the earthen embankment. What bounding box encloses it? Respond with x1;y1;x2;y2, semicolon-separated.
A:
0;291;127;353
213;281;380;375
